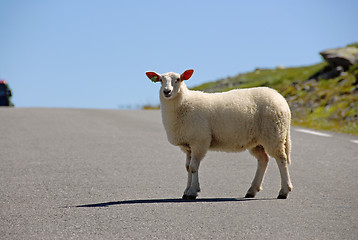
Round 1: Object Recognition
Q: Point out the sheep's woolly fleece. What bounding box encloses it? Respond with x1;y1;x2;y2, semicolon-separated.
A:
146;69;293;200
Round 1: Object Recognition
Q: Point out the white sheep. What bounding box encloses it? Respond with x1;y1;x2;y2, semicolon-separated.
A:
146;69;293;199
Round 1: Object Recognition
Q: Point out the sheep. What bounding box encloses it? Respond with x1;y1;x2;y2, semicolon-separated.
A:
145;69;293;200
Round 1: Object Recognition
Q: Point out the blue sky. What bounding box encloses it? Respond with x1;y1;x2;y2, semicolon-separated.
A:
1;0;357;109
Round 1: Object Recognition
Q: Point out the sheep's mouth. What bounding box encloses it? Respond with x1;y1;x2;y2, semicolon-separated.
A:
164;93;172;98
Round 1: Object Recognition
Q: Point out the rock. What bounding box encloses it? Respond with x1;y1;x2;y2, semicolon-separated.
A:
350;86;358;93
290;81;299;86
320;47;358;70
276;65;285;69
307;65;341;81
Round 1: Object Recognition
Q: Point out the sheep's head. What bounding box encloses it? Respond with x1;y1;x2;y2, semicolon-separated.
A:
146;69;194;100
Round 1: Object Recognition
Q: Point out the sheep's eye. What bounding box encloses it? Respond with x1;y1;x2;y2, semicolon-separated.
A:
176;78;180;82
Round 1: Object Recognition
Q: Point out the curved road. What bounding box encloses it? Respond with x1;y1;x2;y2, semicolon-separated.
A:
0;108;357;239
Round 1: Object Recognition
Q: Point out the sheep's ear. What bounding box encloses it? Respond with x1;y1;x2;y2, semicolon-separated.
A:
145;71;161;83
180;69;194;81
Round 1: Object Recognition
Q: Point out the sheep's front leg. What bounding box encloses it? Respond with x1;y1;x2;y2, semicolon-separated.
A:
183;146;207;200
184;150;194;195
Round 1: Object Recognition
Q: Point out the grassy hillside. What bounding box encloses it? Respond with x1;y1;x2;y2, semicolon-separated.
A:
144;45;358;136
192;62;358;136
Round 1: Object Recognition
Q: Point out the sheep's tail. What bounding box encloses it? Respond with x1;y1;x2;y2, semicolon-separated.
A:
285;126;291;165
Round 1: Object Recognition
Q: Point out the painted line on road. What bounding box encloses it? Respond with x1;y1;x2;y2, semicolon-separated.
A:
295;129;358;144
295;128;332;137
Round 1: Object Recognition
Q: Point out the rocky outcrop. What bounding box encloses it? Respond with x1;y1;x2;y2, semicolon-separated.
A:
307;46;358;81
307;65;341;81
320;47;358;70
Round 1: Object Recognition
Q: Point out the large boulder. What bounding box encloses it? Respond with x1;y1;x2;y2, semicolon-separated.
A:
320;47;358;70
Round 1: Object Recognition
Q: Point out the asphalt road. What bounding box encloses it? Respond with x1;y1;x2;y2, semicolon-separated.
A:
1;108;357;239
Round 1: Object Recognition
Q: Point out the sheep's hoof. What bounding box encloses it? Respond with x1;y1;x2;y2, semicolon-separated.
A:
182;194;197;200
277;194;287;199
244;193;255;198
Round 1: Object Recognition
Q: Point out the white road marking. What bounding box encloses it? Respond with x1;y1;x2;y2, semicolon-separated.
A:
350;140;358;144
295;128;332;137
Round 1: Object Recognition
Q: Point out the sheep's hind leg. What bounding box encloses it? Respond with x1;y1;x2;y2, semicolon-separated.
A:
245;145;269;198
183;146;206;200
275;155;293;199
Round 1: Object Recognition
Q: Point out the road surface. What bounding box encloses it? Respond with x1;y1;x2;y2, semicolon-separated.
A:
0;108;357;239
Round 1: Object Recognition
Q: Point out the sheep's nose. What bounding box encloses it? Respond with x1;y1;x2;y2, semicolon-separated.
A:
163;89;172;96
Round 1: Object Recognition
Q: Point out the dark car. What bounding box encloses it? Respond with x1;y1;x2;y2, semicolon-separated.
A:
0;80;14;106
